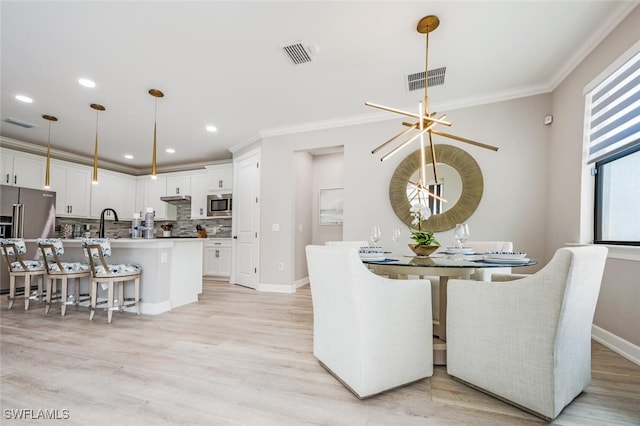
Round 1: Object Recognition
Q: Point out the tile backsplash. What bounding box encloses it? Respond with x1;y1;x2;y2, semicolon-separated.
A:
56;204;231;239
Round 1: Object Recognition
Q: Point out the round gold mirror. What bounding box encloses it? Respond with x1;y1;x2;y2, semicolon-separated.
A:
389;144;483;232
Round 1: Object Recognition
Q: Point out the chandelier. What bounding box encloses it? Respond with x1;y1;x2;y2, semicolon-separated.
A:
366;15;498;202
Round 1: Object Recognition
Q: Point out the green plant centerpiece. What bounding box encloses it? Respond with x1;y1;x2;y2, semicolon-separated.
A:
408;202;440;256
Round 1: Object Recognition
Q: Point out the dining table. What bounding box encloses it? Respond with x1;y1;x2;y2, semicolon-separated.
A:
361;252;536;364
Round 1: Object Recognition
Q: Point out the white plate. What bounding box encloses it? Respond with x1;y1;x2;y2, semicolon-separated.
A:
445;247;474;254
481;258;530;264
486;252;527;260
360;256;386;262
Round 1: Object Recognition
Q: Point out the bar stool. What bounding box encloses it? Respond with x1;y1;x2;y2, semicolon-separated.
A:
0;238;45;310
82;238;141;323
38;238;91;316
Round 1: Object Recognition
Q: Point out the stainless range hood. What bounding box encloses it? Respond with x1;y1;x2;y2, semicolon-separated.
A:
160;195;191;204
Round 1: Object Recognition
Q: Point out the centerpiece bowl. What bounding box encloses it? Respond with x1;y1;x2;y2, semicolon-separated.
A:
408;244;439;256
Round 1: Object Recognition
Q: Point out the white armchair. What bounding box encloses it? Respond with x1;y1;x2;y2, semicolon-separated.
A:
446;246;608;420
305;245;433;399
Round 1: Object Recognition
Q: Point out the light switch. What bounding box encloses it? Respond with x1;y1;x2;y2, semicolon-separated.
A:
272;224;280;232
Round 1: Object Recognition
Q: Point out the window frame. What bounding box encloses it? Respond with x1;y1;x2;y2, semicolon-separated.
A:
593;142;640;246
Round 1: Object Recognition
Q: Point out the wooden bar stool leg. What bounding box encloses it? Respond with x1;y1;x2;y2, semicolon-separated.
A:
8;276;16;309
134;277;140;315
107;281;114;324
45;277;53;315
24;276;31;311
90;282;97;321
61;277;69;316
73;277;80;307
118;282;124;312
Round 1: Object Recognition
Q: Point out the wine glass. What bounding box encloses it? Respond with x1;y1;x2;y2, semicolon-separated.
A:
391;227;402;248
370;225;382;246
453;223;470;247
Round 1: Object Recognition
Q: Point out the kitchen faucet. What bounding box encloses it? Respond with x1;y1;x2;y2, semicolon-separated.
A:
99;208;119;238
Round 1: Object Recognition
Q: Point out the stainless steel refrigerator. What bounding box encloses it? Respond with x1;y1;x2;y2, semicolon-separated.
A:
0;185;56;292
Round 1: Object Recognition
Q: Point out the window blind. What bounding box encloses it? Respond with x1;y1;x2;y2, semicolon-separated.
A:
587;50;640;164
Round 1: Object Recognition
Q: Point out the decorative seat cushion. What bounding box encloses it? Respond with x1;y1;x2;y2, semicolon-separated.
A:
9;260;44;272
1;238;27;255
82;238;112;257
94;263;142;276
48;262;90;273
37;238;65;257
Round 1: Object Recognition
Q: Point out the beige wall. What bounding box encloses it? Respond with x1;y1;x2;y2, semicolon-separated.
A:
549;5;640;347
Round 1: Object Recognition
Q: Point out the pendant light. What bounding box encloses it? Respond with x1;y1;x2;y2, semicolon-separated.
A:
42;114;58;189
366;15;498;201
149;89;164;179
90;103;105;185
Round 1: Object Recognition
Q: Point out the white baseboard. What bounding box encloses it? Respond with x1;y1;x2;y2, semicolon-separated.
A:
257;282;296;293
592;325;640;366
294;277;309;289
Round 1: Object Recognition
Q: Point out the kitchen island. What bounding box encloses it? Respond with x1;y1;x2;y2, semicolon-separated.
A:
60;238;205;315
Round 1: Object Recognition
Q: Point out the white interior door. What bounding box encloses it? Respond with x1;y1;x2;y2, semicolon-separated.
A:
231;149;260;289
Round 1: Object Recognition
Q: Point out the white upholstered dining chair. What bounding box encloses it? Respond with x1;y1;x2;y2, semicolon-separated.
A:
446;246;608;420
305;245;433;399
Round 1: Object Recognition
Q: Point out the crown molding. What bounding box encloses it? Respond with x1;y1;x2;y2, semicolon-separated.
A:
0;136;227;175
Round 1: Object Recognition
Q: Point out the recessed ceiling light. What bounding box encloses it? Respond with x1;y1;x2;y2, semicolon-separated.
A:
206;125;217;132
124;154;133;160
78;78;96;88
166;148;175;154
15;95;33;103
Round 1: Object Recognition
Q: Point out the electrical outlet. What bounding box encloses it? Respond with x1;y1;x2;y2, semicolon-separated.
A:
278;262;284;271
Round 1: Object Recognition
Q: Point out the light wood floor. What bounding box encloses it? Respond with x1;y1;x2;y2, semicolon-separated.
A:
1;280;639;425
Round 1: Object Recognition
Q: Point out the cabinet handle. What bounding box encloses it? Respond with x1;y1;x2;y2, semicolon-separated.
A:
5;174;9;183
13;175;17;185
199;208;203;215
70;205;73;214
176;187;180;195
215;250;220;258
219;179;222;188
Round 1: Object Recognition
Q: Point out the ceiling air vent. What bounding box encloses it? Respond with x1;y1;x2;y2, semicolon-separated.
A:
281;42;313;65
3;117;38;129
407;66;447;92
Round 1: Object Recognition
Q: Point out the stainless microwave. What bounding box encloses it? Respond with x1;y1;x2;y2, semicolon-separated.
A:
207;193;232;217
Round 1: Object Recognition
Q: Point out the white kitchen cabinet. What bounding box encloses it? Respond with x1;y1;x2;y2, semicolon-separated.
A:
203;239;232;278
136;176;176;220
165;174;191;196
0;148;46;189
189;171;209;219
205;163;232;193
49;160;92;217
90;169;137;219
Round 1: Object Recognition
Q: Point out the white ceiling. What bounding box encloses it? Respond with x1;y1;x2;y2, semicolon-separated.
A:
1;1;637;173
